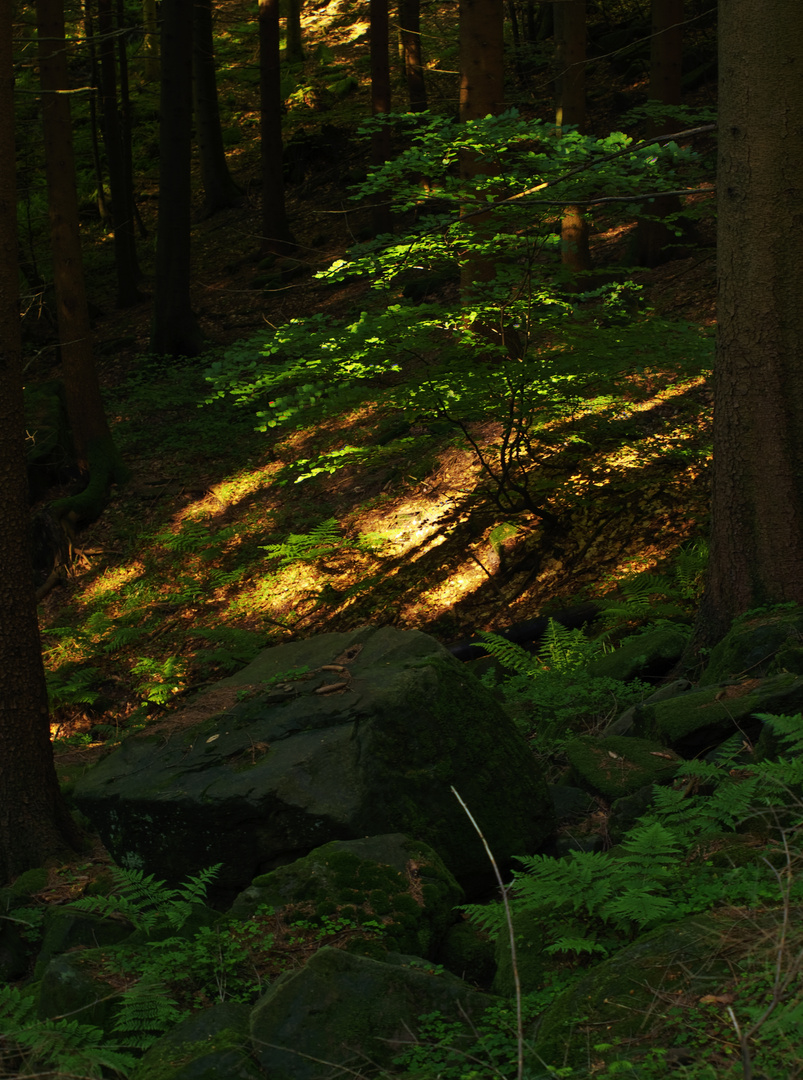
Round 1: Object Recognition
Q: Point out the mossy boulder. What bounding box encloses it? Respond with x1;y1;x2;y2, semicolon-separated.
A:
632;672;803;754
0;869;49;980
588;625;689;683
564;735;682;801
231;834;462;960
36;948;119;1032
73;626;555;897
248;946;497;1080
699;605;803;685
131;1003;263;1080
35;906;134;978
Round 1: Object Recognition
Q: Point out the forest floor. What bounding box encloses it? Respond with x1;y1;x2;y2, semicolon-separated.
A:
25;0;718;762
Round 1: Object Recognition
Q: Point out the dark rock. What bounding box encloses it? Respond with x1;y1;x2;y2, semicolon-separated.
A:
248;946;497;1080
73;626;555;897
564;735;682;801
588;626;689;683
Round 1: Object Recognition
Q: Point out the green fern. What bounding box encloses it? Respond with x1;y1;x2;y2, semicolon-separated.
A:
70;863;221;934
477;632;538;677
111;976;185;1051
260;517;346;567
0;984;135;1078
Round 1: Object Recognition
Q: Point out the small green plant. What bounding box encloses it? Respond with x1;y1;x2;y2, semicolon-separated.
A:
131;655;188;705
0;983;135;1078
260;517;381;568
71;864;222;935
46;663;102;711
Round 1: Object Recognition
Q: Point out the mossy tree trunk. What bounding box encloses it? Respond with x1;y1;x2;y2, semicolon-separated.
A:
695;0;803;646
36;0;127;522
0;0;82;883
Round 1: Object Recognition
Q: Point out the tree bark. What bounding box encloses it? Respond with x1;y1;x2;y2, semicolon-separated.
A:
370;0;393;235
635;0;684;267
192;0;243;219
399;0;426;111
695;0;803;645
0;0;82;884
142;0;160;80
150;0;204;356
259;0;295;255
36;0;127;522
286;0;304;63
458;0;504;295
554;0;590;279
97;0;143;305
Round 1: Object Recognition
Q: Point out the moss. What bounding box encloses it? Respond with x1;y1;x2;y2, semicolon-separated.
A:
564;735;681;800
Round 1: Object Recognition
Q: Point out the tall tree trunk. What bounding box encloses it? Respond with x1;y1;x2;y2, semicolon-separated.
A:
97;0;142;305
370;0;393;235
458;0;504;295
36;0;127;523
192;0;243;219
286;0;304;63
259;0;294;255
635;0;684;267
150;0;204;356
82;0;111;226
142;0;160;80
399;0;426;111
695;0;803;645
118;0;147;239
554;0;590;280
0;0;82;884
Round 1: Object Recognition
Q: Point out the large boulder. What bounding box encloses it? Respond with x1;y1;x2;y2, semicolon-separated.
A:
73;626;555;895
248;946;497;1080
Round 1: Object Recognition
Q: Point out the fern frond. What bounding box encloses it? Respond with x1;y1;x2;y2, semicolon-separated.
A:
112;976;185;1050
477;632;539;677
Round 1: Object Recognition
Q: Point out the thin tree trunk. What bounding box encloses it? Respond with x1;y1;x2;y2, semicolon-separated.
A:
0;0;82;883
459;0;504;295
192;0;243;219
151;0;204;356
635;0;684;266
117;0;147;239
399;0;426;111
142;0;160;80
286;0;304;62
259;0;294;255
554;0;590;280
371;0;393;235
98;0;142;305
36;0;127;521
82;0;111;225
695;0;803;645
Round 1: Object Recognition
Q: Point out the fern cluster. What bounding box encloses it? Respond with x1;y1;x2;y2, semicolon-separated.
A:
465;713;803;966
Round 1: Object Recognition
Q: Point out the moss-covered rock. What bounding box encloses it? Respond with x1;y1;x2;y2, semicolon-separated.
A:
249;946;497;1080
588;626;689;683
633;672;803;753
36;949;118;1031
231;834;462;960
564;735;682;801
35;906;134;978
73;626;555;897
699;606;803;685
131;1003;263;1080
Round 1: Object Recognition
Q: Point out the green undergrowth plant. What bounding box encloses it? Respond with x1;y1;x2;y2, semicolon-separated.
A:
259;516;385;567
464;712;803;966
478;622;647;761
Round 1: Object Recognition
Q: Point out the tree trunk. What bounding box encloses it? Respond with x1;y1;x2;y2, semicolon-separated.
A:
97;0;143;305
399;0;426;111
192;0;243;219
286;0;304;63
370;0;393;235
458;0;504;295
554;0;590;280
36;0;127;523
118;0;148;239
695;0;803;645
150;0;204;356
0;0;82;884
259;0;295;255
82;0;112;226
142;0;160;80
635;0;684;267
